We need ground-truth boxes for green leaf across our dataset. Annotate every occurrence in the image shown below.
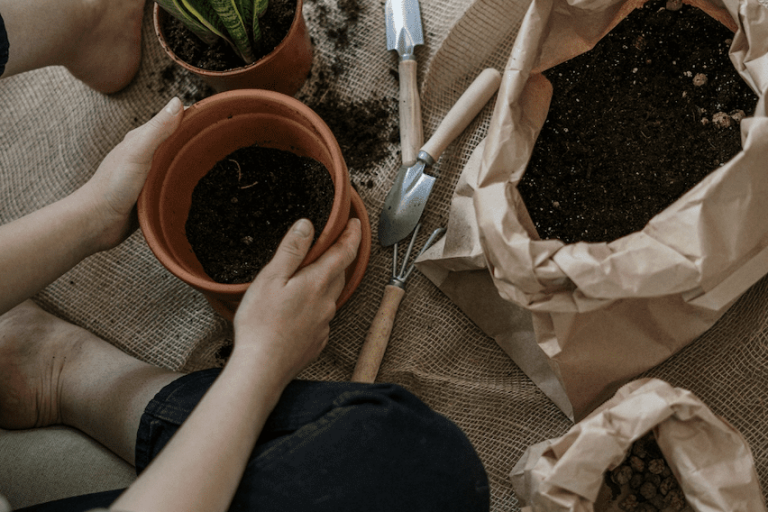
[252,0,268,44]
[208,0,255,63]
[235,0,254,41]
[179,0,233,44]
[154,0,219,44]
[253,0,268,17]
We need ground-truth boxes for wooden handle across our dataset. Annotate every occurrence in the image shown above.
[351,285,406,383]
[398,59,423,166]
[420,68,502,161]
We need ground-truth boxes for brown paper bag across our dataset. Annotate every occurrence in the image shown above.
[417,0,768,420]
[509,378,766,511]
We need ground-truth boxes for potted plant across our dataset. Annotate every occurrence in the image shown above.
[137,89,371,321]
[152,0,313,94]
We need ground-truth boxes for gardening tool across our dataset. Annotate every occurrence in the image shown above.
[386,0,425,164]
[378,67,502,247]
[351,224,446,383]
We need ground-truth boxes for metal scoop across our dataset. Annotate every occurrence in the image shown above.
[378,68,502,246]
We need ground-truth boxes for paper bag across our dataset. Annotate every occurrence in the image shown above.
[509,378,766,511]
[417,0,768,420]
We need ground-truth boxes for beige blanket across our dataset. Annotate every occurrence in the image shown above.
[1,0,767,510]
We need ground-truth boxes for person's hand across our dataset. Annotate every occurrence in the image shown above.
[77,96,184,251]
[233,218,361,388]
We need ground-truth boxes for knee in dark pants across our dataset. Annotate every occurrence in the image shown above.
[233,382,490,512]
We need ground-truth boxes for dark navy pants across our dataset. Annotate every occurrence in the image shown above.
[20,369,490,511]
[0,12,8,77]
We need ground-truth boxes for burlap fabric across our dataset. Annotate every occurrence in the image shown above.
[0,0,766,510]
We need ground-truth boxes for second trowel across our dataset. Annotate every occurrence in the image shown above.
[378,67,502,246]
[386,0,425,165]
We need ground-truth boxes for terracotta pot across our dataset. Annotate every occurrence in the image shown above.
[153,0,313,95]
[138,89,370,320]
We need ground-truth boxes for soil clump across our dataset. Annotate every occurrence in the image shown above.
[517,0,758,244]
[186,144,334,284]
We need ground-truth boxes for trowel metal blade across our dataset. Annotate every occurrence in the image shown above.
[385,0,424,57]
[378,161,436,247]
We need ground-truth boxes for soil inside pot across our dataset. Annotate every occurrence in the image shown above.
[517,0,758,245]
[186,144,334,284]
[161,0,296,71]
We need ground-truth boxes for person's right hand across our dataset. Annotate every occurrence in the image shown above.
[232,218,361,388]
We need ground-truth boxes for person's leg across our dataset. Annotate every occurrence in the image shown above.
[135,377,491,511]
[0,0,145,93]
[0,13,8,78]
[0,300,181,465]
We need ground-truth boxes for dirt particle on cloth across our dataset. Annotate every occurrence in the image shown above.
[305,89,397,177]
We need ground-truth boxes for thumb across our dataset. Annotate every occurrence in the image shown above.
[123,97,184,167]
[264,219,315,279]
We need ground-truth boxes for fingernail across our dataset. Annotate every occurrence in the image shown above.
[164,97,183,115]
[293,219,312,237]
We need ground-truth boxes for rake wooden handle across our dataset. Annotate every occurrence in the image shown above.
[399,59,423,165]
[420,67,502,161]
[351,284,406,383]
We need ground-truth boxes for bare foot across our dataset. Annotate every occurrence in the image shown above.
[0,300,85,429]
[64,0,146,93]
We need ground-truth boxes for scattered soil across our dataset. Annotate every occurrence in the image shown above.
[305,0,362,49]
[301,0,399,183]
[186,144,334,284]
[306,89,398,182]
[161,0,296,71]
[517,0,758,244]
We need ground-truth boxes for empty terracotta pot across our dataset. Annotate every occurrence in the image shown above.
[153,0,313,95]
[138,89,370,320]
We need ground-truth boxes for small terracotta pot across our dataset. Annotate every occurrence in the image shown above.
[153,0,313,95]
[138,89,370,320]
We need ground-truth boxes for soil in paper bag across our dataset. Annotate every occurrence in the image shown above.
[517,0,758,245]
[596,431,692,511]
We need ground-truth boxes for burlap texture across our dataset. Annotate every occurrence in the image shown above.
[0,0,766,510]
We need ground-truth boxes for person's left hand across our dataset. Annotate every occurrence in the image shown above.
[77,96,184,251]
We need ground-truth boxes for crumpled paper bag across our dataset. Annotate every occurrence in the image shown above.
[417,0,768,420]
[509,378,766,511]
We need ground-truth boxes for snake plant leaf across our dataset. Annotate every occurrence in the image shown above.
[154,0,219,44]
[179,0,234,44]
[252,0,269,44]
[208,0,256,63]
[235,0,254,40]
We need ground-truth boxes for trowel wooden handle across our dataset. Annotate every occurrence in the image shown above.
[399,59,423,165]
[420,67,501,161]
[351,284,406,383]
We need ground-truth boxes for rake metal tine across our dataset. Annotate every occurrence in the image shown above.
[402,227,446,282]
[398,223,422,278]
[392,240,399,280]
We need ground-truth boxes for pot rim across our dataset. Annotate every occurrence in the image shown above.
[138,89,351,299]
[152,0,305,77]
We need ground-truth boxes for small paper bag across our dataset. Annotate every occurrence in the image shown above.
[509,378,766,511]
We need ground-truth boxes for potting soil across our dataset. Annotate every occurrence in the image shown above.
[186,144,334,284]
[517,0,758,244]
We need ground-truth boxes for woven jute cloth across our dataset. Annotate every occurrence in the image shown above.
[1,0,767,510]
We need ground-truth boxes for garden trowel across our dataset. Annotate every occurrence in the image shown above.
[386,0,425,165]
[378,67,502,247]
